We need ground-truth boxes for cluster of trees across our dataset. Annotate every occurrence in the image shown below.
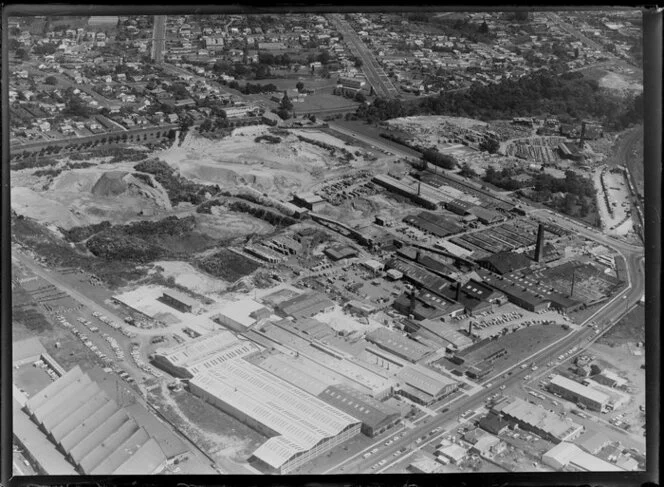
[254,135,282,144]
[134,159,219,205]
[484,166,596,218]
[228,200,297,227]
[358,72,643,131]
[86,233,166,262]
[197,249,261,282]
[227,81,278,95]
[422,148,457,169]
[479,138,500,154]
[63,221,113,243]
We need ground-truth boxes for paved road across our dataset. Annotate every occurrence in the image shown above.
[328,14,399,98]
[151,15,167,63]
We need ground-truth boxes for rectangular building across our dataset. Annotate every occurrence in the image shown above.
[277,292,335,319]
[365,327,433,363]
[189,359,361,474]
[318,384,401,437]
[396,364,458,405]
[548,375,609,412]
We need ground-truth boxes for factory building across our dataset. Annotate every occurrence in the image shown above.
[395,364,458,405]
[211,298,270,332]
[548,375,610,412]
[478,269,551,312]
[151,331,261,378]
[324,245,358,261]
[492,397,584,443]
[542,442,624,472]
[467,206,505,225]
[23,366,169,475]
[159,289,200,313]
[365,327,434,363]
[188,359,361,473]
[318,384,401,437]
[477,251,532,275]
[293,192,326,212]
[276,292,335,319]
[372,174,438,210]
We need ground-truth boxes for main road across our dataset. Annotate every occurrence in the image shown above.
[327,14,399,98]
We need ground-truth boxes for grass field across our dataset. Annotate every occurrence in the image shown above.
[196,248,262,282]
[599,303,645,345]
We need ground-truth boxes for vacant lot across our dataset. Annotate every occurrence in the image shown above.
[599,303,645,345]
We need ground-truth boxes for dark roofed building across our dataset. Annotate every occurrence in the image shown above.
[477,269,550,312]
[468,206,505,225]
[318,384,401,437]
[479,412,512,435]
[277,292,335,319]
[477,251,532,275]
[324,245,358,261]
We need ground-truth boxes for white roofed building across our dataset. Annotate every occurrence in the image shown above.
[188,359,361,473]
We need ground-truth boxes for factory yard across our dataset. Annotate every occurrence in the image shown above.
[593,167,636,238]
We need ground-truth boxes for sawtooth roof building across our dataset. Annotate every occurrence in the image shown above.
[492,397,584,443]
[151,330,261,378]
[396,364,458,405]
[365,327,434,363]
[318,384,401,437]
[188,358,361,474]
[22,366,168,475]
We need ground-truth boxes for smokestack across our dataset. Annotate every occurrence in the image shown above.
[455,282,461,301]
[416,250,421,263]
[418,182,421,196]
[570,268,576,298]
[468,321,473,336]
[534,224,545,262]
[409,291,417,316]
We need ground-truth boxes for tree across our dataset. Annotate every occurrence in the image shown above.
[479,138,500,154]
[16,48,30,61]
[354,92,366,103]
[479,21,489,34]
[280,91,293,111]
[44,75,58,85]
[296,81,304,92]
[317,51,331,65]
[354,57,363,69]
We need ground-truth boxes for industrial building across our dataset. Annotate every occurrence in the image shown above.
[293,192,326,211]
[402,211,463,238]
[211,298,270,331]
[492,397,584,443]
[395,364,458,405]
[318,384,401,437]
[365,327,434,363]
[386,258,455,296]
[151,331,261,378]
[324,244,358,261]
[548,375,610,412]
[188,358,361,473]
[372,174,438,210]
[273,317,335,341]
[477,251,532,275]
[478,269,551,312]
[159,289,200,313]
[22,366,169,475]
[542,442,624,472]
[276,292,335,319]
[467,206,505,225]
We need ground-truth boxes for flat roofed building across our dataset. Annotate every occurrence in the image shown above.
[318,384,401,437]
[13,337,46,365]
[276,292,335,319]
[257,353,335,396]
[212,298,268,331]
[396,364,458,405]
[189,359,361,473]
[152,330,253,378]
[548,375,609,412]
[543,442,624,472]
[159,289,200,313]
[365,327,433,363]
[293,192,326,211]
[493,397,584,443]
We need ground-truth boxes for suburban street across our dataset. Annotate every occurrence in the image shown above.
[328,14,399,99]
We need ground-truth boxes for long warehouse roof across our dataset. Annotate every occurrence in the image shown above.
[153,330,240,367]
[189,358,360,470]
[550,375,610,404]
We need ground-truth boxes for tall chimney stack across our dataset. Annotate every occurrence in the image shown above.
[534,224,545,262]
[468,321,473,336]
[455,281,461,301]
